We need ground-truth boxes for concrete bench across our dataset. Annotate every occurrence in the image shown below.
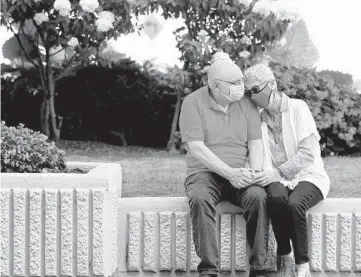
[118,197,361,276]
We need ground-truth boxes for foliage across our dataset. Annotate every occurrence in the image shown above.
[319,70,354,88]
[270,61,361,156]
[1,121,66,172]
[127,0,297,91]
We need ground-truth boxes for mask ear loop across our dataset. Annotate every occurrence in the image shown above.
[268,86,283,112]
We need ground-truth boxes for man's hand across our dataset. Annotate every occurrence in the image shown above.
[253,169,281,187]
[226,168,254,189]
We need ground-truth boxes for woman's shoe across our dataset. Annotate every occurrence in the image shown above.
[296,262,311,277]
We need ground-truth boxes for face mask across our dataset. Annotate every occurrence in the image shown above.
[229,84,244,100]
[222,84,244,102]
[251,84,273,108]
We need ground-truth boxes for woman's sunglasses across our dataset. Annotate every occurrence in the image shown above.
[246,80,270,96]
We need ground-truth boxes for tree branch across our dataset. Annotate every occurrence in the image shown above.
[49,45,68,57]
[55,51,79,81]
[8,23,39,68]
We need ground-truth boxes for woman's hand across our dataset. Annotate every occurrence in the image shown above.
[253,169,281,187]
[227,168,254,189]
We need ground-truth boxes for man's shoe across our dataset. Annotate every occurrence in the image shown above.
[248,269,268,277]
[279,254,295,277]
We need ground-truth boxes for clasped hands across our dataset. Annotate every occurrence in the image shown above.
[227,167,281,189]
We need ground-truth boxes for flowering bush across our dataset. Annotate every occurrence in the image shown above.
[270,61,361,156]
[53,0,72,16]
[1,122,66,173]
[95,11,115,32]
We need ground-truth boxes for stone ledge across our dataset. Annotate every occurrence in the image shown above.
[0,162,122,277]
[118,197,361,274]
[1,162,122,192]
[114,270,361,277]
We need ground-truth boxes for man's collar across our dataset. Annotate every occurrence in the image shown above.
[204,86,217,108]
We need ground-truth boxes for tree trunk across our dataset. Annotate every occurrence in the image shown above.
[40,98,51,137]
[167,90,182,152]
[40,62,62,140]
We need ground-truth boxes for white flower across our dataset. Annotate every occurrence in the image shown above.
[238,50,251,58]
[279,37,287,46]
[211,52,231,63]
[238,0,252,8]
[95,11,115,32]
[53,0,72,16]
[34,12,49,25]
[79,0,99,13]
[252,0,271,17]
[67,37,79,47]
[198,29,209,37]
[240,36,252,45]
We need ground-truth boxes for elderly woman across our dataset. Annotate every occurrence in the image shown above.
[244,64,330,277]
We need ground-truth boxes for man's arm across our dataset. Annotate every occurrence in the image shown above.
[187,141,252,186]
[246,98,264,171]
[248,139,264,171]
[187,141,234,179]
[179,96,252,186]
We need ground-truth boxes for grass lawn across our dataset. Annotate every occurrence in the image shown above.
[57,140,361,198]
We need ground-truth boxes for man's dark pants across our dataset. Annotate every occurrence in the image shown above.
[185,171,269,275]
[265,181,323,265]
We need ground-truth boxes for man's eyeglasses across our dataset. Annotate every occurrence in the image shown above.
[214,78,245,86]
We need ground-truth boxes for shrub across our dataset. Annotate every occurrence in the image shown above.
[270,61,361,156]
[1,122,66,173]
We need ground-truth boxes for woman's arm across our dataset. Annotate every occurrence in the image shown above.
[278,134,318,179]
[278,100,321,179]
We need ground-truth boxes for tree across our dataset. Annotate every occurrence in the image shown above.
[1,0,134,140]
[129,0,298,150]
[263,19,320,68]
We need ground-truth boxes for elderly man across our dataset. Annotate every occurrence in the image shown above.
[244,64,330,277]
[179,53,269,277]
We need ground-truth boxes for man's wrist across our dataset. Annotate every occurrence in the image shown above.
[223,166,234,180]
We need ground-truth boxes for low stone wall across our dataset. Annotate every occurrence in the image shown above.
[0,162,122,277]
[118,197,361,275]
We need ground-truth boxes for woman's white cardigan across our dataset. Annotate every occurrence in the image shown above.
[262,97,330,198]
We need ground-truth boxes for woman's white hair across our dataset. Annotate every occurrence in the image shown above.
[244,63,275,89]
